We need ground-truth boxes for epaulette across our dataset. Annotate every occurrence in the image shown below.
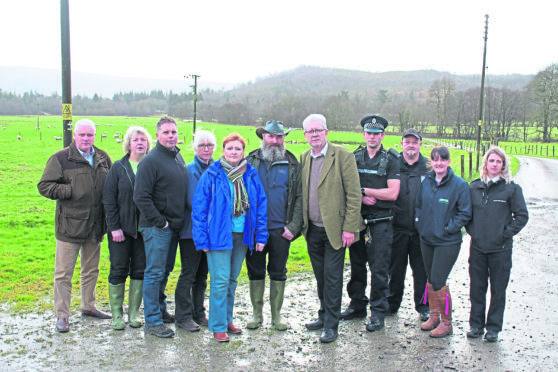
[388,148,400,158]
[353,145,365,154]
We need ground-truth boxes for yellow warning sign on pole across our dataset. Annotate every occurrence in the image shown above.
[62,104,72,120]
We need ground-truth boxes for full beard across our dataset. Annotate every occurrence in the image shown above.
[261,144,286,163]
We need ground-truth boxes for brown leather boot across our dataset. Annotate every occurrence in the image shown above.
[421,283,440,331]
[430,286,452,338]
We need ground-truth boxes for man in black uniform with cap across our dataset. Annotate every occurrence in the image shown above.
[388,128,430,321]
[340,114,400,332]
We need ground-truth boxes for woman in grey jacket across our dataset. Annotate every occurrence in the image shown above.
[416,146,472,338]
[103,126,152,330]
[466,146,528,342]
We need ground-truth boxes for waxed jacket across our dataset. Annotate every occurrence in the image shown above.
[415,168,472,246]
[133,142,189,231]
[393,153,429,231]
[38,141,112,243]
[246,148,303,238]
[466,178,528,252]
[103,153,140,239]
[192,160,268,251]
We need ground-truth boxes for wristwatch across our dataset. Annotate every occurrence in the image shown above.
[361,187,366,196]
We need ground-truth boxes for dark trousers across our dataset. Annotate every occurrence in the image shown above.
[246,228,290,281]
[421,242,461,291]
[469,247,512,332]
[347,222,392,317]
[108,232,146,285]
[175,238,208,323]
[388,228,429,313]
[306,224,346,330]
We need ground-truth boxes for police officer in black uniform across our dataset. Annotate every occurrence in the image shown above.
[340,115,401,332]
[388,128,430,321]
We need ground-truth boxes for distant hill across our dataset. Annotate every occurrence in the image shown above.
[0,66,235,97]
[228,66,532,98]
[0,65,533,99]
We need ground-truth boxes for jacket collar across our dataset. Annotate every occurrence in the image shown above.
[428,167,454,186]
[155,141,180,157]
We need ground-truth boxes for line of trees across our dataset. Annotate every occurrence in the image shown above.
[1,64,557,141]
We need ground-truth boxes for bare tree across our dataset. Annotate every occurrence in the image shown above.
[429,77,456,136]
[529,63,558,142]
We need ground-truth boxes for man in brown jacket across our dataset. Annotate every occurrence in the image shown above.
[38,119,112,332]
[300,114,362,343]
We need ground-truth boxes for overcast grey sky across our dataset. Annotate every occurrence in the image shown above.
[1,0,556,84]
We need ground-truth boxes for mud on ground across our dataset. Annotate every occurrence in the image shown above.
[1,156,558,371]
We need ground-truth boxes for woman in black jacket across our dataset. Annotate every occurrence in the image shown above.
[103,126,152,330]
[466,146,528,342]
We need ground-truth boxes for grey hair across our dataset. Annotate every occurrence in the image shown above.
[74,119,96,134]
[122,126,153,154]
[192,129,217,151]
[302,114,327,131]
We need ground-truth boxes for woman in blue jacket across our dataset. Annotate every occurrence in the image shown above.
[192,133,268,342]
[416,146,472,338]
[466,147,528,342]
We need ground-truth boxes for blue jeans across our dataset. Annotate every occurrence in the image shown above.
[141,226,178,326]
[206,233,248,333]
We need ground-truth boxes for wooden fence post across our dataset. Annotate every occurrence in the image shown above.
[469,152,473,179]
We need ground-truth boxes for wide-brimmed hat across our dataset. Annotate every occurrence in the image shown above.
[256,120,292,139]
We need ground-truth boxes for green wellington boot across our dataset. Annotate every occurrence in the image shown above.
[128,279,144,328]
[246,280,265,329]
[108,283,126,330]
[270,280,288,331]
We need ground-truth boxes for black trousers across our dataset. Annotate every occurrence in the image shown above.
[347,221,392,317]
[306,224,346,330]
[245,227,290,281]
[421,242,461,291]
[469,247,512,332]
[388,228,429,313]
[108,231,146,285]
[175,238,208,323]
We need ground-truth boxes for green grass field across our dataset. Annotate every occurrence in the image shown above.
[0,115,526,313]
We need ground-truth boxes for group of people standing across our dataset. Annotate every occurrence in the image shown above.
[37,113,528,345]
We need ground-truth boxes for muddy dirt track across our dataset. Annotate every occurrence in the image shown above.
[1,156,558,371]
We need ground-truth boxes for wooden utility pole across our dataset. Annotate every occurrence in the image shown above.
[185,74,200,134]
[60,0,72,147]
[477,14,489,171]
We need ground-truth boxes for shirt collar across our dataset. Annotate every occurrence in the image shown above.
[77,146,95,166]
[310,142,328,159]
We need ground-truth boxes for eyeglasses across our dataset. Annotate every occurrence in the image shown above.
[304,129,326,135]
[198,144,215,149]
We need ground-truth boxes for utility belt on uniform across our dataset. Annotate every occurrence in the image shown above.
[363,215,393,225]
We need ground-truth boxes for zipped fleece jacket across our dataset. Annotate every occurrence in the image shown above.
[102,153,140,238]
[133,141,188,231]
[415,168,472,246]
[246,148,303,238]
[393,153,429,232]
[192,160,268,251]
[37,141,112,243]
[466,178,528,252]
